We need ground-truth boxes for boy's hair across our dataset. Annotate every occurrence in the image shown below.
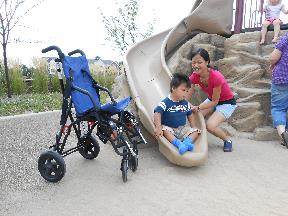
[170,73,191,93]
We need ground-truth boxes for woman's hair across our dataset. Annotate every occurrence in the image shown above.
[190,48,210,66]
[170,73,191,93]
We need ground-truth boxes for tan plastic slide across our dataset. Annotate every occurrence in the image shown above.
[124,0,234,166]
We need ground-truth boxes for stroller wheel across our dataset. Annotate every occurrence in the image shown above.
[129,155,138,172]
[121,159,128,183]
[38,150,66,183]
[78,135,100,160]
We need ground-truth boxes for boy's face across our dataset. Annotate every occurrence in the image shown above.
[172,83,189,101]
[191,54,208,75]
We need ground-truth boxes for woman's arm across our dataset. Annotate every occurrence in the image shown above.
[270,49,282,71]
[198,85,221,111]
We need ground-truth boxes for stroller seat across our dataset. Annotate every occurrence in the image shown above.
[101,97,131,114]
[61,55,132,117]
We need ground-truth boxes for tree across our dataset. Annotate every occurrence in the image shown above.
[100,0,155,55]
[0,0,42,98]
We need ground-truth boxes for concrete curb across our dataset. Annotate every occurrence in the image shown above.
[0,110,61,121]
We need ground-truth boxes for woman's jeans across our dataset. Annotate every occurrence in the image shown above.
[271,83,288,128]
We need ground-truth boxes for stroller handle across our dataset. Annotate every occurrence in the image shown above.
[42,46,64,59]
[68,49,85,56]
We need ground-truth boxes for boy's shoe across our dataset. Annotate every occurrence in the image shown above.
[182,137,194,151]
[178,143,189,155]
[281,131,288,148]
[171,138,188,155]
[223,140,233,152]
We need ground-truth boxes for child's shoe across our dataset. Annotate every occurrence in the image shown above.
[182,137,194,151]
[223,140,233,152]
[172,138,188,155]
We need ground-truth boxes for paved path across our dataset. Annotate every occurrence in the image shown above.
[1,112,288,216]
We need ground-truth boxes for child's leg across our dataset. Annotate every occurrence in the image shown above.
[183,131,199,151]
[272,19,281,43]
[181,127,201,151]
[260,20,271,44]
[163,129,176,143]
[188,131,199,143]
[163,129,188,155]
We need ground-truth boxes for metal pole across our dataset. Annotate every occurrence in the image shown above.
[234,0,245,34]
[259,0,264,27]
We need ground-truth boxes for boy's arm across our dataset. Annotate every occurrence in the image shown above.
[187,113,201,134]
[153,112,162,128]
[187,114,196,128]
[153,112,163,138]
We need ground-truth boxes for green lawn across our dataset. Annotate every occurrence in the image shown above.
[0,92,109,117]
[0,93,62,117]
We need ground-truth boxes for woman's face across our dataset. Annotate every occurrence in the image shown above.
[191,54,209,75]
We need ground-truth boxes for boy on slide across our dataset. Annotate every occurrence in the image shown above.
[153,73,201,155]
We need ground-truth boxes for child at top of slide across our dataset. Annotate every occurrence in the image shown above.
[260,0,288,44]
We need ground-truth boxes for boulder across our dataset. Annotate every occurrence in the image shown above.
[254,126,280,141]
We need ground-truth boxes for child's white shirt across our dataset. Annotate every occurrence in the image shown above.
[264,3,285,19]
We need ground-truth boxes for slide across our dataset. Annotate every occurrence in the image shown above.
[124,0,234,167]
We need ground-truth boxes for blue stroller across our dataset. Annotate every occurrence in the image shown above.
[38,46,147,183]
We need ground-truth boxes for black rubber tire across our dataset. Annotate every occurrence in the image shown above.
[121,159,128,183]
[129,155,138,172]
[38,150,66,183]
[78,135,100,160]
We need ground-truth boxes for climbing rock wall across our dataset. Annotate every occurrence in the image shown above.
[218,30,288,141]
[166,31,287,141]
[115,31,286,141]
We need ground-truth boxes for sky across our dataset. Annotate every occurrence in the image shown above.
[6,0,288,66]
[7,0,195,65]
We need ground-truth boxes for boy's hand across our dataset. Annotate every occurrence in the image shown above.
[191,105,200,112]
[154,126,163,138]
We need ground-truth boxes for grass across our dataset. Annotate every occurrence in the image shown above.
[0,92,111,117]
[0,93,62,117]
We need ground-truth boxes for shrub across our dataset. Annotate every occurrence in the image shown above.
[32,69,49,93]
[50,74,61,92]
[10,67,26,95]
[92,73,115,92]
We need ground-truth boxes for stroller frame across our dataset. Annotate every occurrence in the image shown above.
[38,46,147,183]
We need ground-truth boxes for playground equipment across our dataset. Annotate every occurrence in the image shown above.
[124,0,234,166]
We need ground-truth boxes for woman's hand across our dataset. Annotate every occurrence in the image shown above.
[154,126,163,138]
